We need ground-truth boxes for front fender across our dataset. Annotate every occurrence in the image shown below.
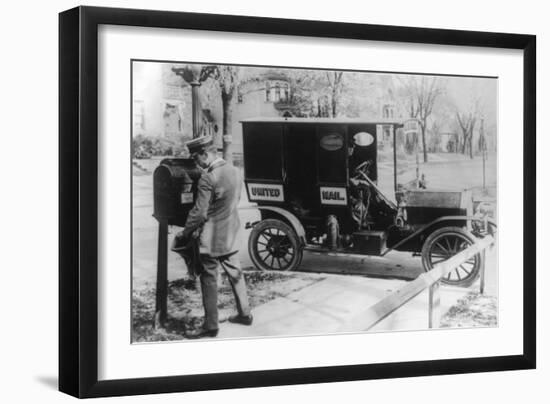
[384,215,497,255]
[241,205,306,245]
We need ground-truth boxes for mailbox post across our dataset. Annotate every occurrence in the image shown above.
[152,159,202,328]
[154,219,168,327]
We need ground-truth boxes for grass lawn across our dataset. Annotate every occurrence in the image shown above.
[441,291,498,328]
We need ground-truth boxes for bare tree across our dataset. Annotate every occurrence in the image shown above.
[428,120,442,153]
[285,69,321,117]
[399,76,444,162]
[199,65,244,163]
[282,69,375,118]
[455,99,479,159]
[455,112,475,158]
[325,71,345,117]
[283,70,345,117]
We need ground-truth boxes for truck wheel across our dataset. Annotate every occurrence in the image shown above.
[421,226,483,287]
[248,219,303,271]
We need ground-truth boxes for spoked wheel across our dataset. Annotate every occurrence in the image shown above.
[248,219,303,271]
[421,226,483,287]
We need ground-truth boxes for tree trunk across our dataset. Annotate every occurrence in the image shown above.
[221,92,233,163]
[421,122,428,163]
[190,83,202,139]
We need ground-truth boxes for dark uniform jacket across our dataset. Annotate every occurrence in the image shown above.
[183,159,242,257]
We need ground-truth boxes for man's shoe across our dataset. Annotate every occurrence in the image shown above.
[228,314,253,326]
[185,327,219,339]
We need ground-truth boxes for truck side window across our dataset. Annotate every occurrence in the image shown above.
[242,123,283,181]
[317,125,347,185]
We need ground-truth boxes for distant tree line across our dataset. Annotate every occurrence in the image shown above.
[142,64,496,163]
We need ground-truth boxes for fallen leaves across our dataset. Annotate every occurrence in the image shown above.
[132,269,324,342]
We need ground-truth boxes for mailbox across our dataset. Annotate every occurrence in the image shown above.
[153,158,202,227]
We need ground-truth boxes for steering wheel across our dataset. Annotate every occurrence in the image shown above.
[354,161,371,176]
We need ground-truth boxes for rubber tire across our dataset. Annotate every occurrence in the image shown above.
[421,226,483,288]
[248,219,303,271]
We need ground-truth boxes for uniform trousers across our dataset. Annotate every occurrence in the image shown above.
[199,252,251,331]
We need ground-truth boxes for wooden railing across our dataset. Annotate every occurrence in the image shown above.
[338,236,495,332]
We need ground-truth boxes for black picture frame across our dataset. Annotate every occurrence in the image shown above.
[59,5,536,398]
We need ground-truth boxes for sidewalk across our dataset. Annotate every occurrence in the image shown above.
[218,272,480,339]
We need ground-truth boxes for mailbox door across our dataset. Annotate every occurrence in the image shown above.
[153,159,202,227]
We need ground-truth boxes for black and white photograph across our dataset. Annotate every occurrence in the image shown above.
[131,61,498,342]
